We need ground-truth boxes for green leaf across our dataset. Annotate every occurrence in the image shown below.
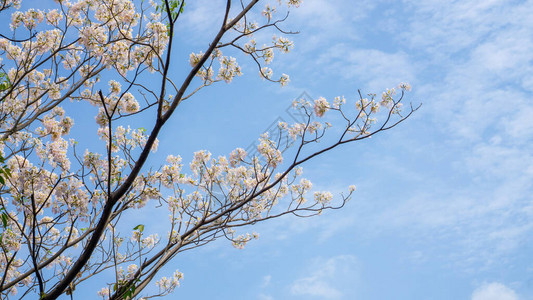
[133,224,144,233]
[1,212,8,228]
[122,283,137,299]
[0,175,5,185]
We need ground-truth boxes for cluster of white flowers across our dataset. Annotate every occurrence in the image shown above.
[231,232,259,249]
[97,287,110,299]
[61,51,81,70]
[333,96,346,109]
[141,234,159,249]
[260,66,273,79]
[262,5,276,21]
[1,229,21,252]
[287,122,305,140]
[398,82,411,91]
[257,134,283,167]
[314,191,333,204]
[78,25,107,50]
[217,56,242,83]
[291,178,313,204]
[3,0,21,9]
[189,51,204,67]
[121,92,141,114]
[94,0,138,26]
[96,126,158,158]
[314,97,330,117]
[0,256,24,295]
[380,88,396,108]
[273,36,293,53]
[38,107,74,141]
[126,264,138,280]
[161,155,184,187]
[10,9,44,30]
[155,270,184,294]
[262,48,274,64]
[280,73,290,86]
[190,150,212,175]
[229,148,247,167]
[284,0,302,7]
[45,9,63,26]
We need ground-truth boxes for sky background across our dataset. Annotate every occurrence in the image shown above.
[62,0,533,299]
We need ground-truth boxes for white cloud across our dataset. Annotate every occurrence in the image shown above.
[291,279,342,299]
[263,1,533,275]
[261,275,272,288]
[503,106,533,142]
[403,0,533,141]
[471,282,518,300]
[257,294,274,300]
[290,255,358,299]
[407,250,427,264]
[178,0,226,43]
[370,172,533,268]
[329,47,415,91]
[401,0,522,56]
[289,0,373,46]
[266,0,533,293]
[350,0,533,268]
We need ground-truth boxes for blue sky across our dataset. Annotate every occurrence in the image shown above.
[13,0,529,298]
[129,0,532,299]
[111,0,533,299]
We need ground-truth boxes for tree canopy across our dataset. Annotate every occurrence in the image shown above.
[0,0,417,298]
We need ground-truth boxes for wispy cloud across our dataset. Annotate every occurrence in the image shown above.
[287,0,533,269]
[289,255,358,299]
[177,0,226,44]
[257,294,274,300]
[289,0,373,48]
[261,275,272,288]
[471,282,519,300]
[315,46,416,91]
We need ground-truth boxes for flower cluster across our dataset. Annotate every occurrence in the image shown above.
[189,51,204,67]
[314,97,330,117]
[257,133,283,167]
[273,36,294,53]
[217,56,242,83]
[155,270,184,294]
[0,0,416,297]
[231,232,260,249]
[314,191,333,204]
[10,9,44,30]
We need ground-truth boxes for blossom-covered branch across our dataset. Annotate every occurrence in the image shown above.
[0,0,418,299]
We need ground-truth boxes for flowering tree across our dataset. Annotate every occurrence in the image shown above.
[0,0,418,298]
